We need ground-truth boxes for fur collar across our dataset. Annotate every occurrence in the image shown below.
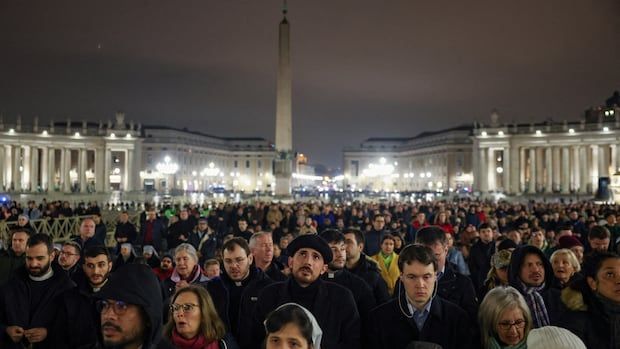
[561,286,588,311]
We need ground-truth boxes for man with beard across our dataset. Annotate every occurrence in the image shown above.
[251,234,360,349]
[343,228,390,305]
[319,229,376,322]
[0,233,74,349]
[153,254,174,281]
[54,246,114,348]
[88,264,173,349]
[508,245,561,328]
[249,232,287,281]
[208,237,272,344]
[0,228,30,286]
[58,241,82,280]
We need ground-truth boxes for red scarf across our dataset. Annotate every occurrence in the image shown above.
[171,329,219,349]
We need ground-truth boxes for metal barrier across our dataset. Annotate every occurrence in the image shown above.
[0,210,145,245]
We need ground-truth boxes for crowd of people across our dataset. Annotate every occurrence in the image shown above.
[0,197,619,348]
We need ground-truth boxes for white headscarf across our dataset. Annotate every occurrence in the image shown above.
[266,303,323,349]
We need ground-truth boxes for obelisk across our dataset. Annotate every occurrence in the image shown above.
[274,1,293,197]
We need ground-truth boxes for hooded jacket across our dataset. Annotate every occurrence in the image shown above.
[508,245,563,325]
[91,263,171,349]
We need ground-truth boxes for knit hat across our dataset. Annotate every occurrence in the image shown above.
[287,234,333,264]
[558,235,583,249]
[491,249,512,269]
[526,326,585,349]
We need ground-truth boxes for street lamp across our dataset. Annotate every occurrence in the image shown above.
[156,156,179,195]
[201,162,221,191]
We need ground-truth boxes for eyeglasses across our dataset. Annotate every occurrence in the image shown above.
[498,319,526,331]
[170,303,199,314]
[96,300,129,315]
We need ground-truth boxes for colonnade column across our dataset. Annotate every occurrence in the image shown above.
[572,146,580,192]
[41,147,48,191]
[579,146,588,193]
[599,145,610,178]
[62,148,72,193]
[22,146,31,191]
[536,148,544,192]
[519,147,526,193]
[95,148,104,192]
[528,148,536,193]
[125,149,134,192]
[561,147,570,194]
[104,148,111,192]
[79,148,87,193]
[48,148,56,191]
[591,145,599,193]
[31,147,39,191]
[552,147,561,192]
[545,147,553,193]
[509,146,519,194]
[5,145,13,190]
[487,148,495,192]
[12,146,21,191]
[479,148,488,192]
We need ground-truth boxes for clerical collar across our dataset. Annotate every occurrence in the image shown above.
[327,269,343,279]
[29,268,54,282]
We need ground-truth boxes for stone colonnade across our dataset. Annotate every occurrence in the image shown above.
[475,143,619,194]
[0,145,134,193]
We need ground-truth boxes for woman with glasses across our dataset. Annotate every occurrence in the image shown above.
[479,286,532,349]
[163,285,239,349]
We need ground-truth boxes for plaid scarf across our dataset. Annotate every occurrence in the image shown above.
[521,281,550,328]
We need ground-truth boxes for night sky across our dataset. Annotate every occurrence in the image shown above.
[1,0,619,168]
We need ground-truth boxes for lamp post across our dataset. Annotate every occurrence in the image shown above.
[156,156,179,196]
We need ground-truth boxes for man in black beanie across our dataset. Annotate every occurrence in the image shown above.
[249,234,361,349]
[89,263,172,349]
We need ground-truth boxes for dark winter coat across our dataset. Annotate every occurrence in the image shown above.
[251,278,361,349]
[0,263,75,349]
[0,249,25,286]
[322,268,376,321]
[468,238,495,289]
[53,282,99,348]
[508,245,563,325]
[363,228,386,256]
[138,218,166,251]
[559,282,620,349]
[367,291,474,349]
[347,254,391,305]
[212,267,273,345]
[264,260,287,282]
[436,263,479,323]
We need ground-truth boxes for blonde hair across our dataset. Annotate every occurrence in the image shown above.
[550,248,581,272]
[479,286,532,349]
[164,286,226,342]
